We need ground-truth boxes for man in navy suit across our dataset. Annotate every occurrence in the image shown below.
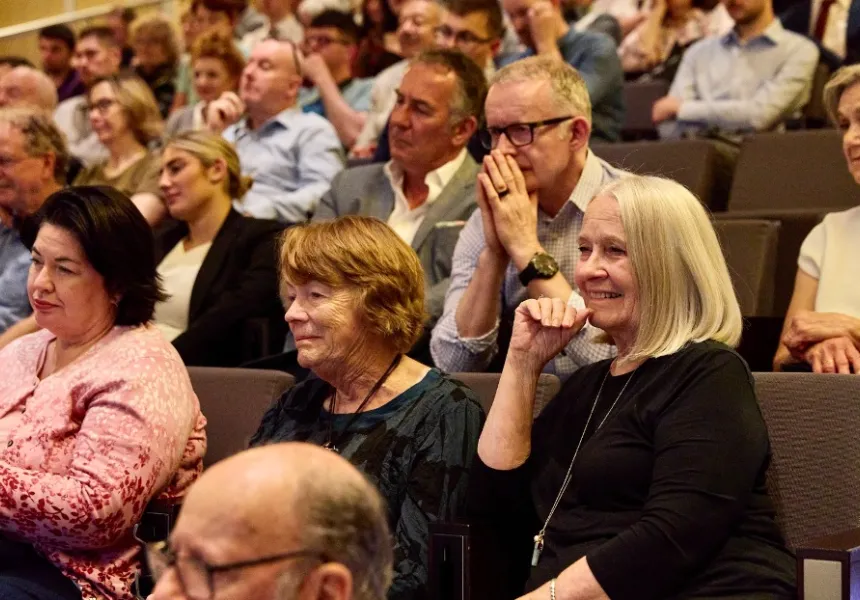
[780,0,860,67]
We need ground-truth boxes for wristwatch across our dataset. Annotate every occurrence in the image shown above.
[518,252,559,286]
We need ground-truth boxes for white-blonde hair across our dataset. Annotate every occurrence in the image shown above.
[823,64,860,126]
[597,175,742,360]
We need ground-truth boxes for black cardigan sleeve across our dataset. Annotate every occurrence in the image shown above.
[586,350,770,600]
[172,220,285,366]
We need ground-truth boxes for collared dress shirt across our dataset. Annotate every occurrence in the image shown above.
[430,151,622,381]
[383,149,468,244]
[658,19,819,138]
[810,0,851,58]
[223,107,344,223]
[0,225,31,334]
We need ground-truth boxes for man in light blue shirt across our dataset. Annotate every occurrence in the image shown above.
[207,38,344,223]
[497,0,625,142]
[0,108,66,335]
[297,10,374,150]
[653,0,820,138]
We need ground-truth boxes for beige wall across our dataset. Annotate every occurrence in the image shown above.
[0,1,177,65]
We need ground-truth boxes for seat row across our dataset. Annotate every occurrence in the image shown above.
[188,366,860,600]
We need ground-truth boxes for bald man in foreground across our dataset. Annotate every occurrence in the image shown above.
[149,443,393,600]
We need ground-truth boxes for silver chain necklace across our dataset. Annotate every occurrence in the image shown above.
[531,366,637,567]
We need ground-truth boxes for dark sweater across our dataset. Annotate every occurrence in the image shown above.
[467,340,795,600]
[251,369,485,600]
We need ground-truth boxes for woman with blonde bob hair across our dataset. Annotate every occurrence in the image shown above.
[774,64,860,374]
[74,72,165,224]
[153,130,285,366]
[469,175,795,600]
[251,216,484,599]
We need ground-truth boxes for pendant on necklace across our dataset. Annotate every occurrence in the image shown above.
[321,441,338,453]
[531,533,544,567]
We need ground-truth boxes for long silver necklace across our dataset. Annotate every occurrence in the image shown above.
[531,366,637,567]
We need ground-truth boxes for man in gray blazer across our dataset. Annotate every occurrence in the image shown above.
[314,49,488,323]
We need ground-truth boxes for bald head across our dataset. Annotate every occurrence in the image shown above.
[0,67,58,111]
[239,38,303,126]
[154,443,392,600]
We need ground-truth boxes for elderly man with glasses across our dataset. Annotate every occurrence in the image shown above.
[0,108,67,342]
[431,56,622,380]
[147,442,393,600]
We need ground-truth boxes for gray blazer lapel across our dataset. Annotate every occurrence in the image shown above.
[361,167,396,221]
[410,155,479,251]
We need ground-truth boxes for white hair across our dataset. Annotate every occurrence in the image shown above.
[598,175,742,361]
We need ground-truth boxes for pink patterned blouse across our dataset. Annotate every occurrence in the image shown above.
[0,325,207,599]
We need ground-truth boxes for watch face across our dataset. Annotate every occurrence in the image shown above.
[533,253,559,276]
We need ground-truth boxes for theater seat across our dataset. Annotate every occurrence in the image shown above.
[187,367,295,467]
[753,372,860,548]
[593,139,724,211]
[620,79,669,140]
[451,372,561,416]
[714,219,780,317]
[728,131,856,212]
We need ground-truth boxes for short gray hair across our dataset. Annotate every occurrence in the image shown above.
[0,107,69,183]
[294,468,393,600]
[823,64,860,127]
[490,55,592,124]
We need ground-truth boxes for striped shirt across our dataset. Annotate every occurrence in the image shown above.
[430,151,623,381]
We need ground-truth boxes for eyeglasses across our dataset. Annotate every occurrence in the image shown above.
[86,98,117,115]
[144,540,328,600]
[303,34,351,49]
[479,116,575,149]
[434,25,493,46]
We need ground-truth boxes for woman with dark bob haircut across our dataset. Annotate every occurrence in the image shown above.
[0,186,206,600]
[251,216,484,600]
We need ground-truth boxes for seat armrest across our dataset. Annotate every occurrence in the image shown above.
[796,527,860,600]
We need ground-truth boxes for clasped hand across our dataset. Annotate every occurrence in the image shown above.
[508,297,592,372]
[476,150,542,265]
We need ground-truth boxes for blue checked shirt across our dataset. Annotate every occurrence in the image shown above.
[430,151,623,381]
[0,225,32,333]
[224,107,345,223]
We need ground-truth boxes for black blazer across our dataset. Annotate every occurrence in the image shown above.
[154,209,286,367]
[780,0,860,68]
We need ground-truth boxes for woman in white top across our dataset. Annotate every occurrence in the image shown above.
[153,130,285,366]
[775,65,860,374]
[164,32,245,137]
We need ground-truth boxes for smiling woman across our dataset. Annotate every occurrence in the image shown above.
[0,186,206,600]
[251,215,485,600]
[469,174,795,600]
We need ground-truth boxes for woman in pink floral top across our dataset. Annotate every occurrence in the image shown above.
[0,186,206,600]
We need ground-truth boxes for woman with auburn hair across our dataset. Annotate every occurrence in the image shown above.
[774,64,860,374]
[251,216,484,600]
[153,130,284,366]
[469,175,795,600]
[73,73,165,225]
[165,32,245,136]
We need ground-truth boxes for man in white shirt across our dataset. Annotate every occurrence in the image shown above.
[350,0,445,157]
[53,26,121,166]
[781,0,860,66]
[314,49,485,322]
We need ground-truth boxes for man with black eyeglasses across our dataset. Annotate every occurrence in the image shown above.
[431,56,622,380]
[298,10,374,149]
[434,0,504,78]
[148,443,393,600]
